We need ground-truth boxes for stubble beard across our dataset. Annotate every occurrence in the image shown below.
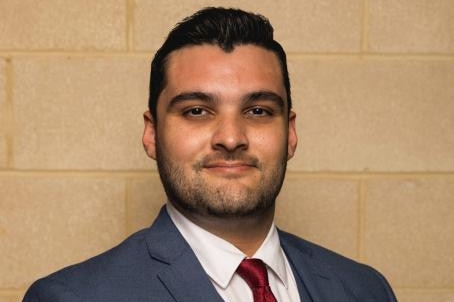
[155,145,288,219]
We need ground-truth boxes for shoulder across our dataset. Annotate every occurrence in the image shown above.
[22,228,167,301]
[279,229,373,273]
[278,230,397,301]
[23,275,82,302]
[279,229,379,275]
[22,207,185,301]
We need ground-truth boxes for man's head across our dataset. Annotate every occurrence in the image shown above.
[143,7,297,220]
[148,7,291,120]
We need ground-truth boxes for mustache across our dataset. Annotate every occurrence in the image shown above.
[194,152,260,170]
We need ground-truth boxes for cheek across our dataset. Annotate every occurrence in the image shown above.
[251,129,288,159]
[158,124,210,161]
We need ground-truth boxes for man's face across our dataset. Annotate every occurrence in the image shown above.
[143,44,297,218]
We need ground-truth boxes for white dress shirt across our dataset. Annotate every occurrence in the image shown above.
[166,203,301,302]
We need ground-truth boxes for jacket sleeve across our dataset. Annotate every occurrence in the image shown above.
[371,267,397,302]
[22,278,82,302]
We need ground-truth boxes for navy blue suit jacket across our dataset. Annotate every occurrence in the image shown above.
[23,207,396,301]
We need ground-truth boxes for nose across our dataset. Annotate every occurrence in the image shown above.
[211,115,248,153]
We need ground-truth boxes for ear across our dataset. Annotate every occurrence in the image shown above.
[287,110,298,160]
[142,110,157,160]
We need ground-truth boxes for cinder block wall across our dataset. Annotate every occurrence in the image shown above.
[1,1,453,301]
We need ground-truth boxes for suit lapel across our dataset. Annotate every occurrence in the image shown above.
[146,207,350,301]
[144,207,223,302]
[156,250,223,302]
[279,231,348,302]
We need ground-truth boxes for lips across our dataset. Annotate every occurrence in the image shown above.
[204,161,256,169]
[198,154,260,177]
[202,163,256,178]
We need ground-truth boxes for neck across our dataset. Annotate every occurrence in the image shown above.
[173,204,275,257]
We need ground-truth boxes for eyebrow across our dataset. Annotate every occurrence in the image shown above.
[167,90,286,110]
[168,92,218,109]
[243,91,286,111]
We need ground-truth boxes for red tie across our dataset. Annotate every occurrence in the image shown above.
[236,259,278,302]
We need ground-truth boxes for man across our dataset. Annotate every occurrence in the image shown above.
[23,7,396,302]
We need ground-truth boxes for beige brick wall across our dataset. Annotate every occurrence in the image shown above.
[1,1,453,301]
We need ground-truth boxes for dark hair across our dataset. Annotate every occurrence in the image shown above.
[148,7,291,119]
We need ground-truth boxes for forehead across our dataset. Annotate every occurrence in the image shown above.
[162,44,286,100]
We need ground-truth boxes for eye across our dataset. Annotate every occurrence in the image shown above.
[246,107,272,117]
[183,107,209,117]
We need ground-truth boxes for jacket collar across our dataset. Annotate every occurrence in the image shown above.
[279,229,348,302]
[144,207,348,302]
[145,207,224,302]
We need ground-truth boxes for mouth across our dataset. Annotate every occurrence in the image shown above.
[195,153,260,178]
[202,160,258,176]
[205,161,255,168]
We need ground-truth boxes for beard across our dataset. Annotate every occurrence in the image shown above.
[155,144,288,218]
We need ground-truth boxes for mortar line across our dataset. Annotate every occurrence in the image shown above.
[285,171,454,179]
[287,52,454,60]
[124,178,132,235]
[0,170,453,178]
[1,51,454,60]
[126,0,135,52]
[357,179,366,262]
[0,51,152,58]
[0,288,26,295]
[4,57,14,169]
[0,170,159,177]
[395,287,454,291]
[361,0,370,53]
[8,286,447,294]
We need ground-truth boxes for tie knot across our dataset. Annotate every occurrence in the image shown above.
[236,259,278,302]
[236,258,269,288]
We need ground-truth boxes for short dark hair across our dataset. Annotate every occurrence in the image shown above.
[148,7,291,119]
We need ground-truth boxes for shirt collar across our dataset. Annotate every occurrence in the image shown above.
[253,224,289,288]
[166,202,289,288]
